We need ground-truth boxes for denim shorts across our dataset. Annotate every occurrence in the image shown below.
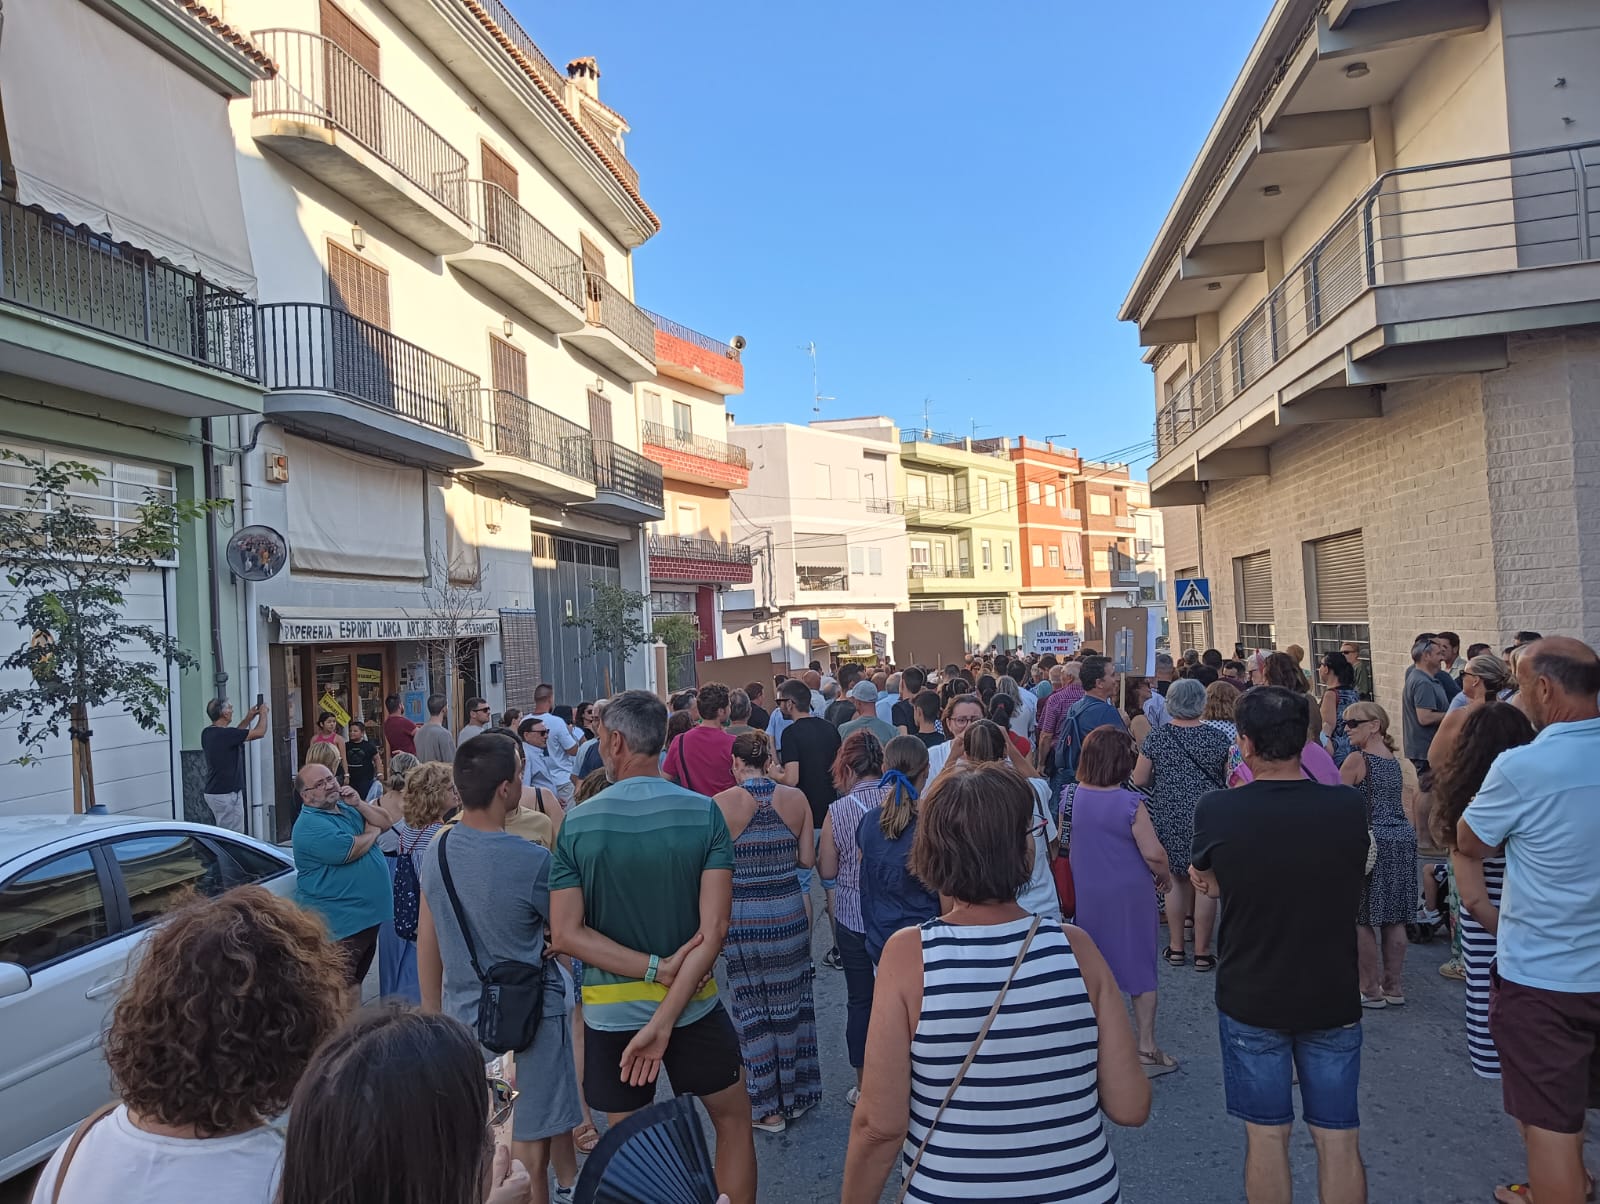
[1218,1010,1362,1130]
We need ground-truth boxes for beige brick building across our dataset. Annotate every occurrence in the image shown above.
[1124,0,1600,715]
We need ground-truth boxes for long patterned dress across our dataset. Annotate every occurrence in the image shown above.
[725,777,822,1120]
[1357,752,1418,926]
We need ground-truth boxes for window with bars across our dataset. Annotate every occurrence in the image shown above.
[1235,550,1276,653]
[1308,530,1372,698]
[1048,545,1060,567]
[0,444,179,564]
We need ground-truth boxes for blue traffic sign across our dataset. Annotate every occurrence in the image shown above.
[1174,577,1212,612]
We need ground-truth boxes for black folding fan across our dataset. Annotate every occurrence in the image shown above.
[573,1095,718,1204]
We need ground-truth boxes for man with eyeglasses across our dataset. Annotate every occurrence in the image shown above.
[518,716,569,798]
[1340,641,1375,703]
[456,696,492,746]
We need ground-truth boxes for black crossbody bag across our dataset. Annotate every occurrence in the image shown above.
[436,826,546,1054]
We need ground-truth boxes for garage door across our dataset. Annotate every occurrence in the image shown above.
[976,598,1008,650]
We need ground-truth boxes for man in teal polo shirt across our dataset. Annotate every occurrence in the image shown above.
[550,691,754,1204]
[292,762,393,1007]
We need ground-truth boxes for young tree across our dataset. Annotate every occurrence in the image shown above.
[651,612,700,692]
[0,452,219,812]
[407,545,488,734]
[563,580,650,695]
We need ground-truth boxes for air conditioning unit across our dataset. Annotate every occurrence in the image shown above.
[752,607,770,621]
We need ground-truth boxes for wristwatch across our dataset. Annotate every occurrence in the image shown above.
[645,954,660,984]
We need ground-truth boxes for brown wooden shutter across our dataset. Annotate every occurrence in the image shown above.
[320,0,379,76]
[489,335,527,397]
[327,242,390,329]
[481,143,519,199]
[579,234,606,279]
[587,390,613,442]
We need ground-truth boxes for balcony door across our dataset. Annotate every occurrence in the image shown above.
[327,241,392,407]
[580,234,606,324]
[320,1,382,152]
[490,334,529,459]
[481,142,519,250]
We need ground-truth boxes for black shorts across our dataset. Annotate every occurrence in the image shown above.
[583,1004,742,1115]
[336,925,380,987]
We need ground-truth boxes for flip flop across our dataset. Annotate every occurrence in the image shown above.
[1139,1048,1179,1078]
[571,1122,599,1155]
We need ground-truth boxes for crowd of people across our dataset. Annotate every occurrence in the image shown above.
[63,629,1600,1204]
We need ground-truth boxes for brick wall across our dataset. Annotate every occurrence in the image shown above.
[654,330,744,392]
[641,442,750,489]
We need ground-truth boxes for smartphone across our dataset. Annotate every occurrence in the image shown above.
[256,692,265,708]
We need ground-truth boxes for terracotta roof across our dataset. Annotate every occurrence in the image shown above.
[169,0,276,74]
[460,0,660,233]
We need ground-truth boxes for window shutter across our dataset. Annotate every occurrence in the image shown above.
[489,335,527,397]
[480,142,519,199]
[320,0,380,76]
[1312,532,1368,622]
[499,609,541,711]
[1238,551,1274,622]
[327,242,390,328]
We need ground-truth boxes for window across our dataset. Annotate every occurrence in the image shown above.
[0,850,109,970]
[957,538,970,574]
[868,547,883,576]
[1089,493,1112,516]
[1002,542,1013,572]
[1093,549,1110,572]
[999,482,1009,510]
[844,467,860,500]
[327,241,390,328]
[1064,539,1084,571]
[814,464,831,499]
[676,503,699,534]
[1235,550,1276,653]
[850,546,866,575]
[1027,480,1041,505]
[1031,544,1045,568]
[1048,546,1060,567]
[980,540,992,572]
[672,401,692,439]
[978,478,989,510]
[906,475,928,506]
[1136,538,1152,557]
[909,540,931,568]
[1044,483,1057,508]
[641,390,662,425]
[111,835,227,927]
[0,444,179,554]
[213,839,292,884]
[1309,530,1372,698]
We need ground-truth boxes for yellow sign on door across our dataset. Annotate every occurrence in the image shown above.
[317,693,351,727]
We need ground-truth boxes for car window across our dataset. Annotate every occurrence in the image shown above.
[109,835,226,927]
[211,838,291,884]
[0,850,111,971]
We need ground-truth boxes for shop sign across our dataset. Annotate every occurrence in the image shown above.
[278,615,501,643]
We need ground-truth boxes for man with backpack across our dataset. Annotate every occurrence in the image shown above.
[1048,657,1126,804]
[417,733,581,1203]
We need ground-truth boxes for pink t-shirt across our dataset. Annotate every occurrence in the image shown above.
[1228,740,1342,787]
[662,725,736,796]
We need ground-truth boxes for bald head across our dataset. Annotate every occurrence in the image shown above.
[1516,636,1600,729]
[296,762,339,804]
[802,670,822,690]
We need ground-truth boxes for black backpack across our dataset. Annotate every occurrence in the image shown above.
[392,826,427,941]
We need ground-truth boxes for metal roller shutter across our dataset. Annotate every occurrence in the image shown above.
[1312,532,1368,621]
[1238,552,1274,622]
[499,609,541,712]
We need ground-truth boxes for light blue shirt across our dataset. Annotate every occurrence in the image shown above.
[1463,717,1600,991]
[875,695,896,725]
[766,708,792,746]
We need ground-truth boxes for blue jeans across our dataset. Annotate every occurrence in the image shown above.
[836,925,874,1069]
[1218,1010,1362,1129]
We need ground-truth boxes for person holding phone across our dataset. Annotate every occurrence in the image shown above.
[201,696,268,833]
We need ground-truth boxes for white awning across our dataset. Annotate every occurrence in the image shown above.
[0,0,256,293]
[270,608,502,645]
[815,619,873,649]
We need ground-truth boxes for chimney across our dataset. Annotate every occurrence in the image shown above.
[566,56,600,102]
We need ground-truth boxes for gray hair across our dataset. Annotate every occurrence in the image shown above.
[599,690,667,756]
[727,687,752,723]
[1155,653,1174,672]
[1062,661,1082,682]
[206,698,230,722]
[1182,648,1201,666]
[1411,637,1436,662]
[995,676,1021,702]
[1166,677,1208,719]
[822,680,840,701]
[886,672,901,693]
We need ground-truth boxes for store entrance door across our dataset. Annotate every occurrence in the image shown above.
[304,644,396,761]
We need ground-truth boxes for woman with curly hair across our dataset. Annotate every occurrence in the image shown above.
[34,887,345,1203]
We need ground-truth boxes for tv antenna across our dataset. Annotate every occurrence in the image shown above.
[802,341,835,416]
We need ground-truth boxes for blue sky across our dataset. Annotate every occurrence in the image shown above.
[516,1,1272,472]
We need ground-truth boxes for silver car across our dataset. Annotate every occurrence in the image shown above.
[0,814,297,1179]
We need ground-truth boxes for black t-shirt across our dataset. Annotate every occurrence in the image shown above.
[780,716,843,828]
[891,698,915,732]
[824,699,856,728]
[748,703,770,732]
[346,738,379,796]
[913,730,948,749]
[200,724,248,794]
[1192,779,1369,1032]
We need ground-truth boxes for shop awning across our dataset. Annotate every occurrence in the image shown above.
[0,0,257,292]
[815,619,873,649]
[270,607,502,644]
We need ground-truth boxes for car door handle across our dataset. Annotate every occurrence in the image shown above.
[86,977,124,1000]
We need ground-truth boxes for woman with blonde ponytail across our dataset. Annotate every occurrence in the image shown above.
[856,735,938,966]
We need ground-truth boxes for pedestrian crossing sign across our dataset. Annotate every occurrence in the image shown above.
[1175,577,1212,612]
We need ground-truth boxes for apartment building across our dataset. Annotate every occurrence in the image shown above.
[726,419,908,667]
[0,0,272,818]
[1009,438,1089,647]
[898,432,1024,652]
[639,313,751,687]
[1071,462,1143,645]
[224,0,667,830]
[1130,483,1169,643]
[1124,0,1600,712]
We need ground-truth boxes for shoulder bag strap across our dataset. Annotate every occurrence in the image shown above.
[1165,725,1228,792]
[51,1102,117,1204]
[436,827,488,983]
[895,915,1042,1204]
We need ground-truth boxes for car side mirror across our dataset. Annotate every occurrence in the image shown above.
[0,961,33,1000]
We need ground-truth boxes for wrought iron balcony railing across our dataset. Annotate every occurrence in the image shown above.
[865,497,906,514]
[461,181,584,306]
[258,302,481,439]
[591,439,663,507]
[910,565,976,579]
[582,273,655,362]
[797,565,849,591]
[641,308,741,359]
[577,108,639,192]
[480,388,592,479]
[640,420,749,468]
[648,535,753,564]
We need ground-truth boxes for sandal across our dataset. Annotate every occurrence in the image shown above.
[1495,1171,1598,1202]
[1194,954,1217,972]
[571,1121,599,1155]
[1139,1048,1179,1078]
[1162,947,1187,967]
[753,1114,787,1134]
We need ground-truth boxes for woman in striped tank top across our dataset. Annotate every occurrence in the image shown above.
[842,763,1151,1203]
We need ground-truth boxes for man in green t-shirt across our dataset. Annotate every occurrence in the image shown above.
[550,691,755,1204]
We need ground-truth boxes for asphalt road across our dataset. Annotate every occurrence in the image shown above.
[6,912,1596,1203]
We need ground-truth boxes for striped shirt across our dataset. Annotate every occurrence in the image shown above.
[904,915,1119,1203]
[827,783,887,934]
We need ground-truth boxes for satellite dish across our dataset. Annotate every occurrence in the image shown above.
[226,524,289,582]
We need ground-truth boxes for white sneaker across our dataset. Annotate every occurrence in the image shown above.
[846,1086,861,1107]
[553,1186,575,1204]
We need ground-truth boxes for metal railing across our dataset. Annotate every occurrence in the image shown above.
[641,308,740,359]
[258,302,481,439]
[1154,141,1600,458]
[461,181,583,306]
[797,565,849,591]
[1116,570,1140,583]
[865,497,906,514]
[906,496,971,515]
[910,565,975,579]
[582,273,656,362]
[1115,514,1137,528]
[591,439,663,507]
[577,107,639,191]
[648,535,753,564]
[252,30,469,221]
[480,388,592,479]
[1063,506,1083,520]
[640,420,749,467]
[475,0,568,96]
[0,196,258,378]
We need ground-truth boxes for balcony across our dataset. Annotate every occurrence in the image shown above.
[642,309,745,395]
[1114,515,1137,529]
[797,564,849,592]
[251,30,472,256]
[910,566,975,580]
[473,388,595,503]
[908,563,977,595]
[447,182,585,334]
[577,106,639,193]
[258,302,480,467]
[640,420,750,489]
[1063,507,1083,522]
[564,274,656,382]
[0,196,261,417]
[575,439,663,523]
[377,0,656,248]
[904,496,972,530]
[865,497,906,514]
[1149,142,1600,502]
[647,535,754,585]
[1117,570,1140,584]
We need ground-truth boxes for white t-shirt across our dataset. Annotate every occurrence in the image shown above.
[1012,689,1037,740]
[536,711,579,773]
[926,740,954,779]
[32,1106,285,1204]
[1018,779,1060,919]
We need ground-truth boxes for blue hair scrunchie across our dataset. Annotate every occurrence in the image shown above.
[878,769,919,800]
